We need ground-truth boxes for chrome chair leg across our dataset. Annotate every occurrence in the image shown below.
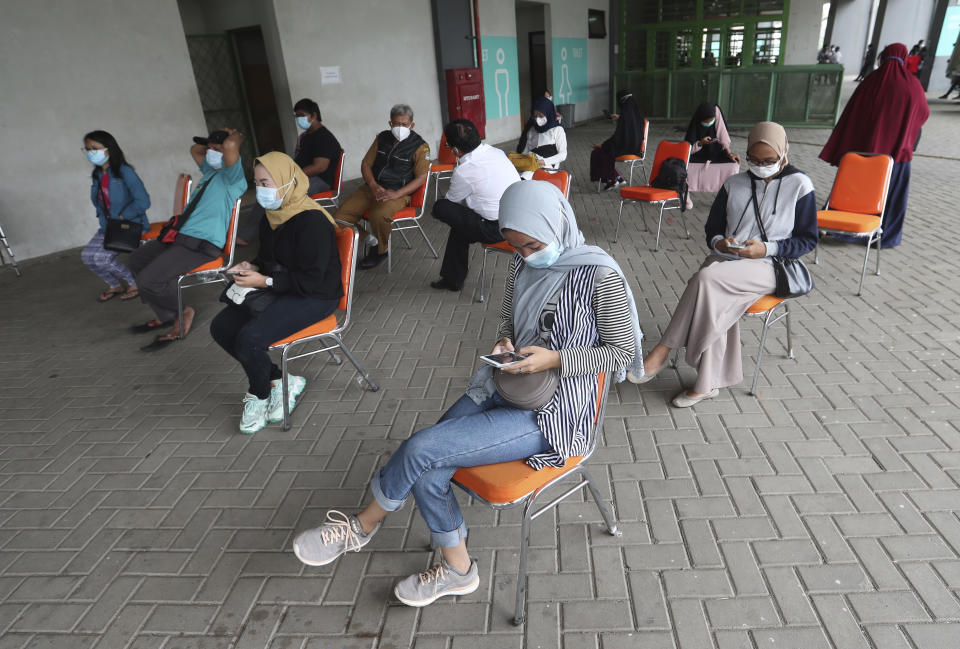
[281,351,292,431]
[336,337,379,392]
[614,201,625,243]
[654,203,665,251]
[856,234,872,296]
[581,467,621,536]
[418,223,439,258]
[875,229,882,276]
[784,302,794,359]
[750,307,777,396]
[478,248,489,303]
[680,208,690,238]
[514,499,535,626]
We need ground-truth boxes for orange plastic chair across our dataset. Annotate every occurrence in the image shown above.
[429,133,458,200]
[597,118,650,192]
[174,198,241,339]
[142,173,192,242]
[268,222,378,430]
[670,294,795,396]
[614,140,691,250]
[814,152,893,295]
[452,372,619,625]
[363,172,437,273]
[476,170,572,303]
[309,151,345,210]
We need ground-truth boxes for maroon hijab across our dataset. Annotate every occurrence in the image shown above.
[819,43,930,165]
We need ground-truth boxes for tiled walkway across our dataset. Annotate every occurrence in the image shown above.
[1,94,959,649]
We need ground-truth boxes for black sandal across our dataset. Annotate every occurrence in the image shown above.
[130,320,174,334]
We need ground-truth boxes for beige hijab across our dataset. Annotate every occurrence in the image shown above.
[747,121,789,168]
[254,151,335,229]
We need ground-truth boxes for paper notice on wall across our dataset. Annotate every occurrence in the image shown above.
[320,66,341,85]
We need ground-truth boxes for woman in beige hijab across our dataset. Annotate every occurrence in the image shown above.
[629,122,818,407]
[211,152,343,433]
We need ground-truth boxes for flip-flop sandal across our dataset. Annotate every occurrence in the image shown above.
[140,333,178,352]
[98,288,123,302]
[119,287,140,301]
[130,320,174,334]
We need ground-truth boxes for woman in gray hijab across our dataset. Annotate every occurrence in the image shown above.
[291,180,644,609]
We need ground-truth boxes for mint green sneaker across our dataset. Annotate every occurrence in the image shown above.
[266,375,307,423]
[394,559,480,607]
[239,393,269,434]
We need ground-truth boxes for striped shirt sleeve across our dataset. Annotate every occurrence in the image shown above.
[496,258,518,342]
[557,272,635,377]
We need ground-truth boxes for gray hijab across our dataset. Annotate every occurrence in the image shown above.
[498,180,644,380]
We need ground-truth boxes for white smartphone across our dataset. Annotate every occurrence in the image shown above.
[480,352,529,368]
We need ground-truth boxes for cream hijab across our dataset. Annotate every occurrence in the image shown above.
[254,151,335,229]
[747,121,789,169]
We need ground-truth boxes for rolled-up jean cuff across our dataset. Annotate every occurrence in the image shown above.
[370,470,407,512]
[432,522,468,548]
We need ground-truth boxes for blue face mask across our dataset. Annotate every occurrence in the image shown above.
[255,180,293,210]
[205,148,224,169]
[296,115,311,130]
[524,235,563,268]
[86,148,108,166]
[701,119,716,128]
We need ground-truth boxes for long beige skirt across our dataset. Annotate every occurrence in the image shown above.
[660,255,776,394]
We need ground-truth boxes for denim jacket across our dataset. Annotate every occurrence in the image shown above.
[90,164,151,233]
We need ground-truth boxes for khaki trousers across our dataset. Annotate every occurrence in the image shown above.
[660,255,776,394]
[333,185,409,254]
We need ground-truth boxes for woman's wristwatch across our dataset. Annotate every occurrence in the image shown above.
[265,276,274,288]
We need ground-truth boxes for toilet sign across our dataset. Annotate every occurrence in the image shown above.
[551,38,587,104]
[481,36,520,120]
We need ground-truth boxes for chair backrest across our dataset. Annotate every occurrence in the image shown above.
[222,199,242,266]
[640,119,650,157]
[437,133,458,165]
[410,171,431,211]
[649,140,692,182]
[532,169,572,198]
[173,174,192,216]
[329,151,345,198]
[334,220,359,327]
[826,152,893,215]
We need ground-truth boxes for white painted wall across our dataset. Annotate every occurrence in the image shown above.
[832,0,873,73]
[784,0,827,65]
[879,0,936,54]
[0,0,207,261]
[271,0,444,181]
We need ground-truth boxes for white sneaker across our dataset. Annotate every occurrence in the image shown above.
[293,510,380,566]
[266,375,307,423]
[364,233,378,247]
[239,393,269,434]
[394,559,480,607]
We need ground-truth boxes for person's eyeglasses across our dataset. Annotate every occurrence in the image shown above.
[746,155,779,166]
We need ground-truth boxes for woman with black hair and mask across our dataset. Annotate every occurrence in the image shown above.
[590,89,647,191]
[81,130,151,302]
[516,96,567,180]
[683,102,741,209]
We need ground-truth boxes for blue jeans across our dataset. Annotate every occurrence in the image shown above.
[370,392,551,548]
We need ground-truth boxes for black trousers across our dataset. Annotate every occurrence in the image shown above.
[210,295,339,399]
[432,199,504,288]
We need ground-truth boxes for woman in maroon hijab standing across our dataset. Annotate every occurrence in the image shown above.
[819,43,929,248]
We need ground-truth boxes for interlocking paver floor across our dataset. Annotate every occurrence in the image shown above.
[2,89,960,649]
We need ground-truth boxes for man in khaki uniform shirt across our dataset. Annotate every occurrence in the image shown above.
[334,104,431,269]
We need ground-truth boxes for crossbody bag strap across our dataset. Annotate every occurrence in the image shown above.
[179,172,216,222]
[97,174,110,219]
[749,178,769,243]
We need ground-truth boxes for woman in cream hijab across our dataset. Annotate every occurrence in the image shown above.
[630,122,818,407]
[211,152,343,434]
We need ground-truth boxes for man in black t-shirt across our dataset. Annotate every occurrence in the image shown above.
[292,98,343,193]
[237,98,342,245]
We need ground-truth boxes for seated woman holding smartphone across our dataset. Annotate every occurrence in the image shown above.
[210,152,342,434]
[683,102,741,209]
[630,122,817,408]
[292,179,644,608]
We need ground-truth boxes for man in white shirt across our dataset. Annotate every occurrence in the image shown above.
[430,119,520,291]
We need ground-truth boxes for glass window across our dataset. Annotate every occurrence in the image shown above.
[662,0,698,22]
[625,29,648,71]
[676,29,695,67]
[625,0,658,25]
[704,0,741,19]
[655,31,672,69]
[702,27,722,67]
[725,24,744,67]
[754,20,782,64]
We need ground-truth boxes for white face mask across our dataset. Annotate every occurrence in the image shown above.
[748,156,782,179]
[391,126,411,141]
[205,148,224,169]
[254,179,294,210]
[535,116,547,127]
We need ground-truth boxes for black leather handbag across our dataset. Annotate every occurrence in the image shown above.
[750,182,814,299]
[102,218,143,253]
